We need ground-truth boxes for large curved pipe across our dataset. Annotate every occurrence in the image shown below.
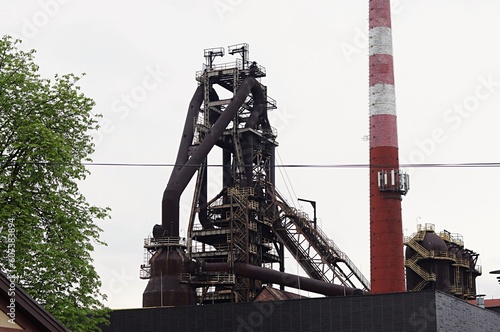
[200,262,363,297]
[199,88,221,228]
[160,85,204,237]
[162,77,266,237]
[172,85,204,174]
[198,164,209,228]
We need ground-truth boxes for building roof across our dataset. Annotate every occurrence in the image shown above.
[254,286,305,301]
[467,298,500,309]
[102,290,500,332]
[0,270,68,331]
[485,299,500,308]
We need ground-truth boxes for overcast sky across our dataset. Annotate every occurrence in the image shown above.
[2,0,500,309]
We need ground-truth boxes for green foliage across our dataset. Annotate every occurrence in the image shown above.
[0,35,110,331]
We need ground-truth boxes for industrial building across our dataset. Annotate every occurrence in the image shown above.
[405,223,481,297]
[103,0,500,330]
[140,42,368,308]
[101,290,500,332]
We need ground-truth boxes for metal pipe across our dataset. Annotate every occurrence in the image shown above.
[198,161,208,227]
[200,262,363,297]
[161,85,204,237]
[173,85,204,174]
[162,77,266,237]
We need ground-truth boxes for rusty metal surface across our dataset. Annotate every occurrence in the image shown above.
[143,45,369,306]
[143,247,196,307]
[200,262,363,297]
[161,76,264,237]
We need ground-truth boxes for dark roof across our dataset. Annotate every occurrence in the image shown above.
[102,290,500,332]
[0,270,68,331]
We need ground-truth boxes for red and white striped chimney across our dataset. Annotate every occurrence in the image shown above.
[369,0,406,293]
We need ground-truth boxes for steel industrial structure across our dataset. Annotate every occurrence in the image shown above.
[140,44,369,306]
[138,0,483,309]
[404,223,482,299]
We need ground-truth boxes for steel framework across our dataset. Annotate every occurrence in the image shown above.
[141,44,369,305]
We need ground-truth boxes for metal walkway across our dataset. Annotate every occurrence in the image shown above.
[270,191,370,292]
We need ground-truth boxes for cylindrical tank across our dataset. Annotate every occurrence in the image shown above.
[405,231,451,292]
[420,231,451,291]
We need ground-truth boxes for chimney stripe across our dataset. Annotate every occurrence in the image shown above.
[368,0,406,294]
[370,84,396,116]
[369,26,393,56]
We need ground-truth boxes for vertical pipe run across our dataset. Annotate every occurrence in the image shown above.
[369,0,406,293]
[161,77,264,237]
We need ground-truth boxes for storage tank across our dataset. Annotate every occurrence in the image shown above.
[405,225,481,298]
[419,231,451,291]
[405,224,453,292]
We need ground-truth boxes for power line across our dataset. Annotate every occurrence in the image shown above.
[276,149,298,208]
[3,161,500,168]
[85,162,500,168]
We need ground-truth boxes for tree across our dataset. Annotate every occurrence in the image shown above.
[0,35,110,331]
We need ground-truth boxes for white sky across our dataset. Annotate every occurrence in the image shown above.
[2,0,500,309]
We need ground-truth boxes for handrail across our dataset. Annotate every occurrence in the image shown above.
[144,236,186,247]
[412,279,429,292]
[140,265,151,279]
[195,59,267,81]
[417,223,435,232]
[275,193,370,290]
[405,259,436,281]
[407,238,430,258]
[450,234,464,246]
[180,273,236,284]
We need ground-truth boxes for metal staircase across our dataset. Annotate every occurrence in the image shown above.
[405,254,437,282]
[271,191,370,292]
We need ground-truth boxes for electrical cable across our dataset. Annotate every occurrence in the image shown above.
[276,149,299,206]
[274,150,296,208]
[84,162,500,168]
[3,161,500,168]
